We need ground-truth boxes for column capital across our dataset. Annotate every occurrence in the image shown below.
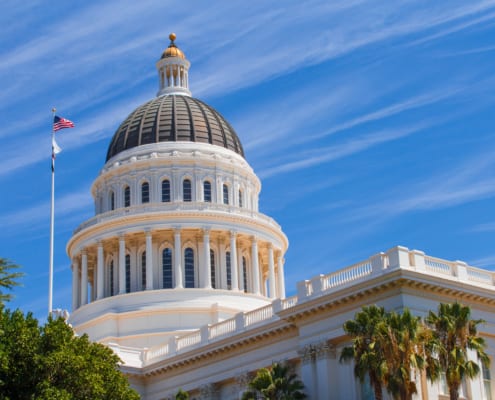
[81,248,87,256]
[118,232,125,240]
[96,239,103,247]
[230,230,237,238]
[144,228,152,235]
[173,227,181,235]
[251,235,257,244]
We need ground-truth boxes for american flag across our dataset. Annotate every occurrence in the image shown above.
[53,115,75,131]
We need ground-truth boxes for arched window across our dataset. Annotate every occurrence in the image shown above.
[141,182,150,204]
[124,186,131,207]
[125,254,131,293]
[162,179,171,202]
[203,181,212,202]
[242,257,248,293]
[210,249,216,289]
[238,189,243,208]
[162,248,172,288]
[184,247,195,288]
[223,184,229,205]
[226,251,232,290]
[141,251,146,290]
[109,260,115,296]
[110,191,115,211]
[183,179,192,202]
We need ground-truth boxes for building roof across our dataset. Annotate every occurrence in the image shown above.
[106,95,244,161]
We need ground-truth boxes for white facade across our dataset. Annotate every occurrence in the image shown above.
[68,35,495,399]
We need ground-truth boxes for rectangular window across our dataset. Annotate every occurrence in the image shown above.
[124,187,131,207]
[223,184,229,205]
[183,180,192,202]
[141,252,146,290]
[210,250,216,289]
[204,181,212,202]
[226,251,232,290]
[141,182,150,203]
[125,254,131,293]
[162,180,171,202]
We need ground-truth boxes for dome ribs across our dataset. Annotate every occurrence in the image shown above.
[182,96,196,142]
[172,96,178,141]
[105,96,245,161]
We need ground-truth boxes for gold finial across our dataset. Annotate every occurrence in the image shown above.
[169,33,176,43]
[52,107,57,113]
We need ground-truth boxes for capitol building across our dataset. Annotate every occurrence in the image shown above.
[67,35,495,400]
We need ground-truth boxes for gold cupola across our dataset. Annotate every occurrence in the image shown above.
[156,33,191,97]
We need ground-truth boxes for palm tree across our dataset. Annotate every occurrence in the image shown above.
[380,309,425,400]
[242,362,306,399]
[0,258,23,305]
[340,305,387,400]
[175,388,189,400]
[425,302,490,400]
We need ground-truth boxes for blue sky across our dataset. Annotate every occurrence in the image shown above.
[1,1,494,320]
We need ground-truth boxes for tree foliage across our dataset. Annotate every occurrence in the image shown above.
[0,308,139,400]
[0,258,23,305]
[425,302,489,400]
[242,362,306,400]
[341,303,488,400]
[340,305,387,400]
[175,388,189,400]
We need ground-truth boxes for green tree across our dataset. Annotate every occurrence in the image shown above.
[380,309,425,400]
[0,308,139,400]
[242,362,306,400]
[340,305,387,400]
[0,258,23,305]
[175,388,189,399]
[425,302,490,400]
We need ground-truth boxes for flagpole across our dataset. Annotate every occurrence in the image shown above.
[48,107,56,315]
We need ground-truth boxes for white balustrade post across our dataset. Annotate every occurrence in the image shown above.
[251,237,261,295]
[203,229,212,289]
[268,245,276,298]
[387,246,410,270]
[72,257,79,310]
[174,229,183,288]
[145,230,154,290]
[411,250,426,271]
[230,232,239,291]
[96,241,104,300]
[277,254,286,299]
[455,260,469,281]
[81,250,88,305]
[118,235,126,294]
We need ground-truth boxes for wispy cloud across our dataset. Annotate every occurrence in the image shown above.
[259,122,432,179]
[0,187,92,231]
[350,152,495,222]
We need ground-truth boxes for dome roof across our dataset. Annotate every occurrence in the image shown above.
[161,33,186,60]
[106,95,244,161]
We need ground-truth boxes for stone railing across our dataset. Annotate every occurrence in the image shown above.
[120,246,495,368]
[73,202,280,234]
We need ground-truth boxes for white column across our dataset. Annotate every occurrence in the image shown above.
[251,237,261,295]
[268,245,276,299]
[96,241,104,300]
[230,231,239,291]
[72,258,79,310]
[202,229,212,289]
[174,229,183,288]
[145,230,154,290]
[81,251,88,305]
[277,253,286,299]
[237,246,244,292]
[119,235,126,294]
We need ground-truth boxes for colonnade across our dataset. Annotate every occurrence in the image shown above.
[71,228,286,310]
